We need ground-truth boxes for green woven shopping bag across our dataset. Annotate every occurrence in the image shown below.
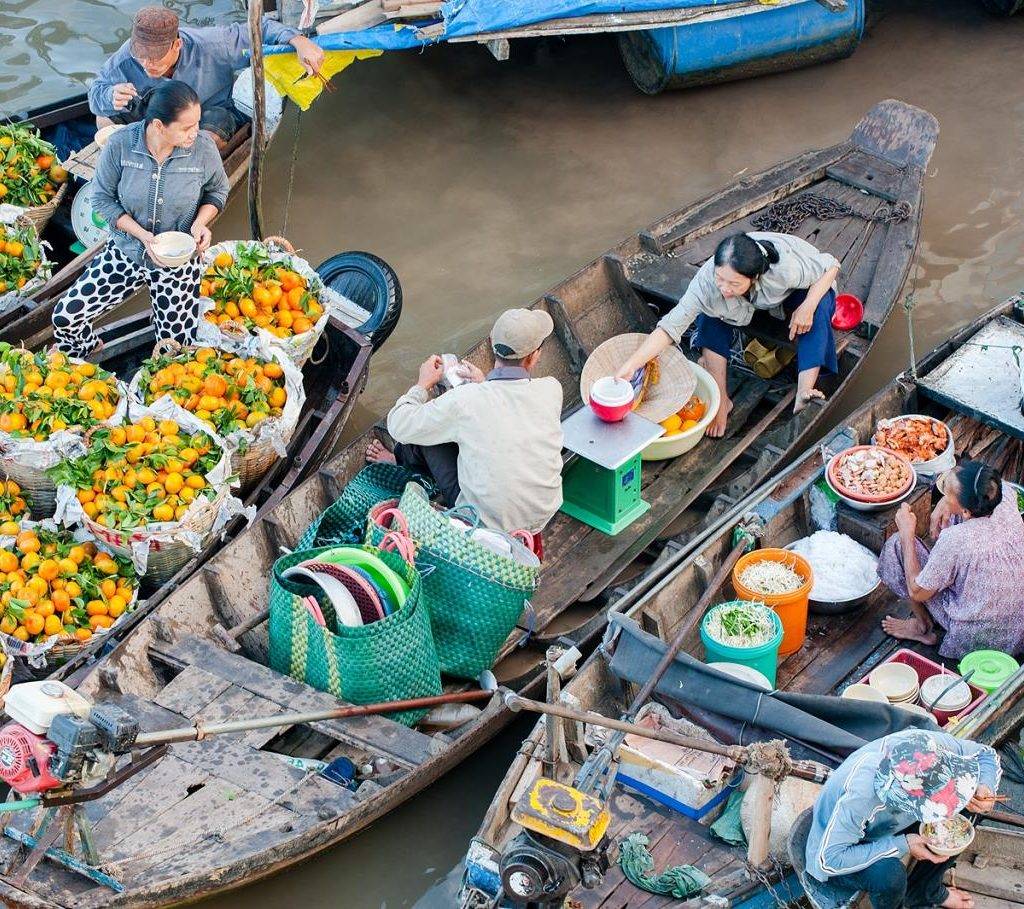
[368,483,539,680]
[267,542,442,725]
[297,463,434,550]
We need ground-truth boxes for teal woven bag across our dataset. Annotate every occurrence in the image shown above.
[297,463,434,550]
[267,542,442,725]
[368,483,540,680]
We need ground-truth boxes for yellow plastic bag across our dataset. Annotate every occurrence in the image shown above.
[263,48,383,110]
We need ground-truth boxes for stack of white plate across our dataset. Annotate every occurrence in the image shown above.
[920,673,973,713]
[868,663,921,704]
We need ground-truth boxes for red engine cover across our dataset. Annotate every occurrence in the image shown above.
[0,723,59,795]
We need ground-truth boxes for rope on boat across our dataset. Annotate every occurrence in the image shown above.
[281,109,304,239]
[751,192,912,234]
[742,739,793,783]
[618,832,710,899]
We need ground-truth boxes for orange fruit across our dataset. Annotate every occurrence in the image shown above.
[43,615,63,636]
[213,251,233,269]
[14,531,38,554]
[37,559,58,581]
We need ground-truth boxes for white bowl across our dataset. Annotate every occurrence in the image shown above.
[94,124,125,147]
[842,683,889,704]
[869,662,920,701]
[149,231,197,268]
[641,359,721,461]
[825,470,916,513]
[920,674,973,711]
[895,701,935,720]
[707,661,773,691]
[873,415,955,479]
[590,376,635,408]
[920,817,975,857]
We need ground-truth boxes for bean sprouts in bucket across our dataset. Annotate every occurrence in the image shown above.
[704,601,777,648]
[737,559,803,596]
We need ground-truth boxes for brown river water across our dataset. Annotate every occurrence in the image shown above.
[209,1,1024,905]
[12,0,1024,904]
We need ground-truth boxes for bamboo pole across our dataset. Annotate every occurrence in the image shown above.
[247,0,267,240]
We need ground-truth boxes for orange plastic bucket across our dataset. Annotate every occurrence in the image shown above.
[732,549,813,657]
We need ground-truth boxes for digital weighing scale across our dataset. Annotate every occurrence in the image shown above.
[559,408,664,535]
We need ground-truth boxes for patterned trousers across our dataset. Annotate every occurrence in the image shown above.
[52,241,202,357]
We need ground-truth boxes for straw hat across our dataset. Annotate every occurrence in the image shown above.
[580,333,696,424]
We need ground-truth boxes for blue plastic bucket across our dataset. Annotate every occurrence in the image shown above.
[700,601,783,687]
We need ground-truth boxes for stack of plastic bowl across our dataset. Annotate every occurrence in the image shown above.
[868,662,920,705]
[841,683,889,704]
[920,673,973,716]
[588,376,635,423]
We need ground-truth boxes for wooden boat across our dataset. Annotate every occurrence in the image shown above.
[458,292,1024,909]
[618,0,864,95]
[0,101,934,907]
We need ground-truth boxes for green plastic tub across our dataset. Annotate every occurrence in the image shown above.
[959,650,1020,694]
[700,601,783,688]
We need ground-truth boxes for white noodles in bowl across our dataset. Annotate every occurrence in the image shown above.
[788,531,878,602]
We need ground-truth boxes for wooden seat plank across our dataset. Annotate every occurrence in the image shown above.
[149,636,435,768]
[826,148,905,202]
[154,665,232,717]
[626,257,698,307]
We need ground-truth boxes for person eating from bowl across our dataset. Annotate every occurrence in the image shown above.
[89,6,324,150]
[52,81,228,359]
[366,309,563,540]
[806,729,999,909]
[616,232,840,438]
[878,460,1024,659]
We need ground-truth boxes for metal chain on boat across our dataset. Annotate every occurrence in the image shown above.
[751,192,912,234]
[744,856,801,909]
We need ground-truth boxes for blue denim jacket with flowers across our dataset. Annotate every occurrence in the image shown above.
[90,121,229,265]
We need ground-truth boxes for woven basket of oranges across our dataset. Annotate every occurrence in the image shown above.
[49,410,237,586]
[131,341,305,490]
[0,522,137,667]
[0,216,51,309]
[0,346,127,518]
[196,239,342,365]
[0,124,70,233]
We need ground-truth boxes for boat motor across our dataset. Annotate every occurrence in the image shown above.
[0,703,139,796]
[497,778,609,907]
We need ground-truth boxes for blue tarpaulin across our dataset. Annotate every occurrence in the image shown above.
[261,0,783,52]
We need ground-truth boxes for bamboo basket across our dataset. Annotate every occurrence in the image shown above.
[20,181,68,233]
[136,336,298,491]
[82,485,230,587]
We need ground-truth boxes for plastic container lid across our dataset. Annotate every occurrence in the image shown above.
[4,681,92,734]
[590,376,635,407]
[959,650,1020,694]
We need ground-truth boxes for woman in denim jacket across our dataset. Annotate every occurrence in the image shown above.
[52,80,229,357]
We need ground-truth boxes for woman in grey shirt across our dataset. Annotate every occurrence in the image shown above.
[617,232,840,438]
[52,80,229,357]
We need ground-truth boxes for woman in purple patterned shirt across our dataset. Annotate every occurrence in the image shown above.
[878,460,1024,659]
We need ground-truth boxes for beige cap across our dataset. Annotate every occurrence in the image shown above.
[491,308,554,360]
[131,6,180,60]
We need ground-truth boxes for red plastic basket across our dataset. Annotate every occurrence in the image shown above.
[858,649,986,726]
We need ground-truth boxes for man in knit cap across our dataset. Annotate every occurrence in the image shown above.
[89,6,324,149]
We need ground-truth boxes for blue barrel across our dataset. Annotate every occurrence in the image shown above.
[619,0,865,94]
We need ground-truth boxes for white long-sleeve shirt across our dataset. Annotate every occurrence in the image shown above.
[386,372,564,533]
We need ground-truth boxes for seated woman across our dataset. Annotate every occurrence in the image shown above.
[616,231,840,437]
[52,80,228,358]
[879,461,1024,659]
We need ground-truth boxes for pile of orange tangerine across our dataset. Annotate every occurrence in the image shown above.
[0,526,136,643]
[659,394,708,436]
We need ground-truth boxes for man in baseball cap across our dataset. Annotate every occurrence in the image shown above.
[369,308,563,538]
[88,6,324,149]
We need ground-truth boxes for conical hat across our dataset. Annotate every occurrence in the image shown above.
[580,333,696,424]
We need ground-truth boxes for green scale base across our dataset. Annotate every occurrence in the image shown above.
[560,452,650,536]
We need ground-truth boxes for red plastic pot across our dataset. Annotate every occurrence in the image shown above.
[589,377,634,423]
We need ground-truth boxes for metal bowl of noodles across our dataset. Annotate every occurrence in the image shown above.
[784,541,881,615]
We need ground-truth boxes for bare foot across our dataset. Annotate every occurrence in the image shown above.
[705,398,733,439]
[794,388,826,414]
[365,438,396,465]
[941,888,975,909]
[881,615,938,646]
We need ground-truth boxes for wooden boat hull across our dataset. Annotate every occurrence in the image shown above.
[0,101,935,908]
[460,293,1024,909]
[619,0,864,95]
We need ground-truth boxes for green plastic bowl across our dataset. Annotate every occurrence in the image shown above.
[317,547,409,609]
